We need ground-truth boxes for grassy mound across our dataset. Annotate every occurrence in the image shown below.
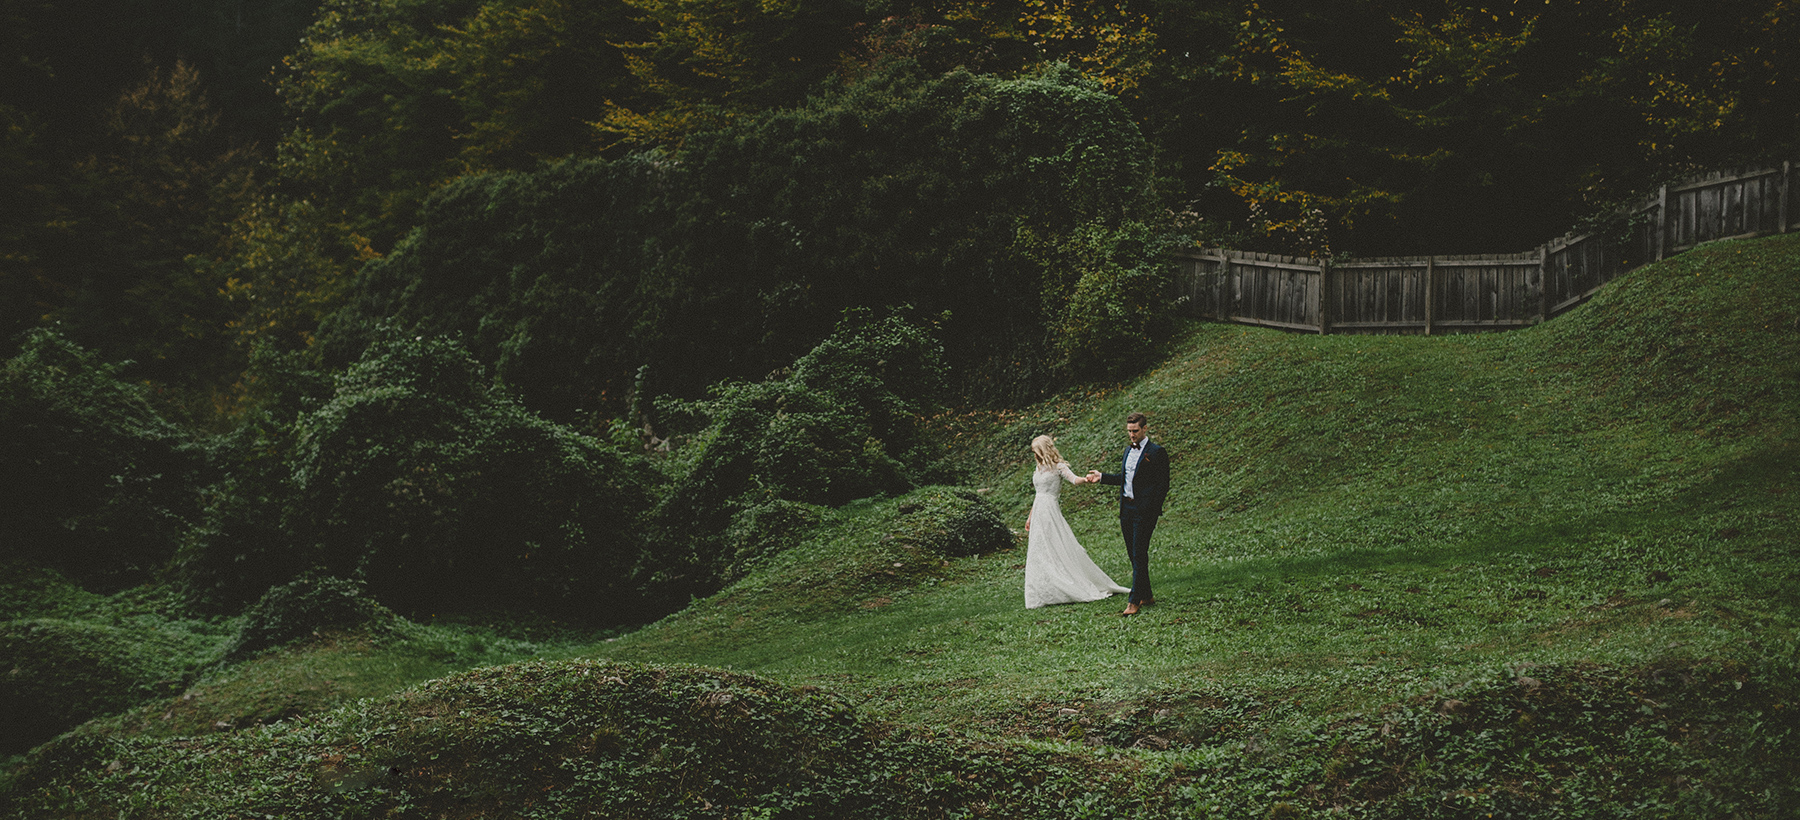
[0,660,1162,819]
[220,575,399,664]
[0,619,199,756]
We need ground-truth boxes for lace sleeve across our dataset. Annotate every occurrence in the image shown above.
[1057,462,1084,485]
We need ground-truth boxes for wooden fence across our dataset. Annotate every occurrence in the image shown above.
[1173,161,1797,334]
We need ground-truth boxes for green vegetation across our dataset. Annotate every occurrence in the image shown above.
[10,0,1800,412]
[317,63,1168,414]
[4,232,1795,817]
[0,329,212,589]
[4,1,1799,813]
[178,333,659,621]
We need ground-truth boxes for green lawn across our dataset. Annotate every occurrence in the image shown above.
[590,234,1799,740]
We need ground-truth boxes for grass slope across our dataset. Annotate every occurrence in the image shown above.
[606,233,1799,715]
[3,233,1797,818]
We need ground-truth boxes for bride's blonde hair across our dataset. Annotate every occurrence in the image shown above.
[1031,434,1064,467]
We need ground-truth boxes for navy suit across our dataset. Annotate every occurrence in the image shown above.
[1099,439,1169,605]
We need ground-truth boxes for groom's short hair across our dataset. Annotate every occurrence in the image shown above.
[1126,412,1148,427]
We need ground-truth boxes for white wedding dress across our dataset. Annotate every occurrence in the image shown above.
[1024,463,1129,608]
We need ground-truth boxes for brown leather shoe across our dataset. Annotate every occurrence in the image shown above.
[1121,603,1141,616]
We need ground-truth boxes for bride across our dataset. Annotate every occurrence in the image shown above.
[1024,435,1129,609]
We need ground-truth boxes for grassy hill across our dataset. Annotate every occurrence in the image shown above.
[3,233,1797,818]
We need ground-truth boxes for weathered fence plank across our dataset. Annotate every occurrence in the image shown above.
[1169,160,1792,336]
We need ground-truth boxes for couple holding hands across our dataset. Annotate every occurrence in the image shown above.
[1024,412,1169,615]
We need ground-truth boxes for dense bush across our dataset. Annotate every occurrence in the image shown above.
[221,574,399,663]
[317,62,1171,422]
[314,153,679,423]
[1013,219,1186,381]
[181,335,658,624]
[0,619,194,756]
[0,329,208,588]
[643,313,949,596]
[176,341,339,613]
[898,486,1012,559]
[718,498,827,584]
[186,318,956,625]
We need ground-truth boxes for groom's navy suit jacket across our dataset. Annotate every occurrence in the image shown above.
[1101,440,1170,518]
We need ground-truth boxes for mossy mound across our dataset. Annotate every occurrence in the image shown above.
[221,575,400,664]
[0,619,192,755]
[892,484,1014,559]
[8,656,1793,818]
[0,660,1092,819]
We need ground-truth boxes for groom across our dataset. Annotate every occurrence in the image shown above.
[1087,412,1169,616]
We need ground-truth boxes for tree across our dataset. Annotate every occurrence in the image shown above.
[52,59,263,389]
[1204,0,1800,255]
[598,0,871,147]
[0,104,61,353]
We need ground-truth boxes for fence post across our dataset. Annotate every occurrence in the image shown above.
[1424,256,1435,336]
[1317,258,1331,334]
[1782,161,1792,234]
[1215,248,1230,321]
[1655,184,1669,260]
[1538,244,1550,323]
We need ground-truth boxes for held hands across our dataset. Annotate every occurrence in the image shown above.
[1084,470,1102,484]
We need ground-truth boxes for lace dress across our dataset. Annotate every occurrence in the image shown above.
[1023,463,1129,608]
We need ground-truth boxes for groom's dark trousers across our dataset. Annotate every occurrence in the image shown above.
[1118,497,1157,605]
[1101,439,1169,606]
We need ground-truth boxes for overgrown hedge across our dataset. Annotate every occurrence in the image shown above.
[179,335,657,623]
[0,329,210,588]
[642,312,953,598]
[318,62,1176,422]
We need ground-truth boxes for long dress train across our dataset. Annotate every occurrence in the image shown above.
[1024,462,1129,608]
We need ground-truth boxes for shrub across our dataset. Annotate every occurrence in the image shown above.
[645,313,949,594]
[176,342,338,613]
[901,485,1013,558]
[0,329,208,588]
[221,575,399,663]
[1014,219,1186,382]
[183,335,658,625]
[788,308,948,461]
[720,498,827,584]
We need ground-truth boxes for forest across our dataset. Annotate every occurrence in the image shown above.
[2,3,1799,811]
[6,0,1798,407]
